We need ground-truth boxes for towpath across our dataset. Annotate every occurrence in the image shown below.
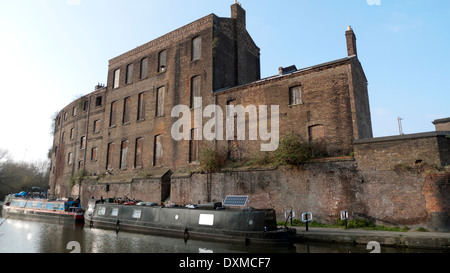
[289,226,450,251]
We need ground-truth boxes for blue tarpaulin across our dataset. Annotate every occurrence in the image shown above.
[14,191,27,197]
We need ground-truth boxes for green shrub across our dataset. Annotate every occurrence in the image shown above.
[274,132,314,166]
[199,148,226,172]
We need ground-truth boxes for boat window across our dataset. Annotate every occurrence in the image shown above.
[97,206,106,216]
[25,202,33,208]
[198,214,214,226]
[46,203,54,210]
[132,210,142,219]
[58,204,64,211]
[32,202,40,208]
[10,200,17,207]
[111,208,119,217]
[17,201,25,207]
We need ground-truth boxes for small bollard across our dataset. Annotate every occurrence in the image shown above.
[284,206,295,227]
[340,210,349,228]
[301,212,313,231]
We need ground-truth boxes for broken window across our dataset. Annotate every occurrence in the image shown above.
[192,36,202,61]
[135,138,143,168]
[113,69,120,89]
[120,140,129,170]
[83,100,89,112]
[289,85,302,105]
[110,101,117,127]
[156,86,165,117]
[78,160,84,170]
[106,143,114,170]
[95,96,102,107]
[140,57,148,79]
[190,75,201,108]
[72,106,77,117]
[123,97,131,124]
[154,135,163,166]
[137,92,146,121]
[158,50,167,72]
[126,63,133,84]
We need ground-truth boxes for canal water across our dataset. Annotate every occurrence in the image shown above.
[0,216,440,253]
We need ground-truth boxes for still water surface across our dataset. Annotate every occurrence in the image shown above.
[0,216,440,253]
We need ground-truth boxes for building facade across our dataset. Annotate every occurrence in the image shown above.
[49,4,372,203]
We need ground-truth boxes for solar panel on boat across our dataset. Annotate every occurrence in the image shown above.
[223,195,248,207]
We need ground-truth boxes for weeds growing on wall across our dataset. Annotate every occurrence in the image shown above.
[274,132,315,166]
[199,148,226,173]
[68,169,89,190]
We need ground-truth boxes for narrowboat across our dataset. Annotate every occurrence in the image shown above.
[2,198,84,223]
[85,198,296,246]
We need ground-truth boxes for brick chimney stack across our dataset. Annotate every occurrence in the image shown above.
[346,25,358,57]
[231,1,246,28]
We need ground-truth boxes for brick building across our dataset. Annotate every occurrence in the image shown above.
[49,4,372,203]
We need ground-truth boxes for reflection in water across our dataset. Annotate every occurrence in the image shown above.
[0,217,443,253]
[0,217,294,253]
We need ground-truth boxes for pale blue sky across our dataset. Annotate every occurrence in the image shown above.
[0,0,449,162]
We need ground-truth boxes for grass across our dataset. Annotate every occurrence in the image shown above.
[279,218,413,232]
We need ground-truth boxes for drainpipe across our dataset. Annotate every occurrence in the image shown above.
[79,95,92,200]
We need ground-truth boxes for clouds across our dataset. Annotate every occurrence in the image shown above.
[385,12,423,32]
[67,0,81,6]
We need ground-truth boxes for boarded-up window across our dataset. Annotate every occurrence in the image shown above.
[189,128,199,163]
[308,124,326,154]
[227,100,240,161]
[67,152,73,165]
[137,92,146,121]
[154,135,163,166]
[72,106,77,116]
[289,85,302,105]
[70,128,74,140]
[190,75,201,108]
[62,131,66,143]
[93,120,100,133]
[140,58,148,79]
[158,50,167,72]
[123,97,131,124]
[192,36,202,61]
[113,69,120,89]
[135,138,143,168]
[126,63,133,84]
[83,100,89,112]
[106,143,114,170]
[80,136,86,150]
[91,147,98,161]
[120,140,129,170]
[110,101,117,127]
[156,86,165,117]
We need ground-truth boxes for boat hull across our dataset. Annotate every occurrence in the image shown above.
[2,206,84,224]
[2,199,84,224]
[85,202,296,246]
